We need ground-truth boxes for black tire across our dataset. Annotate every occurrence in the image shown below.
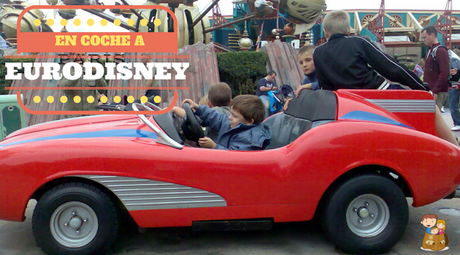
[32,182,119,255]
[321,174,408,254]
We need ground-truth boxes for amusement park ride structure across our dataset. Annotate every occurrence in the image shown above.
[345,0,459,48]
[211,0,460,50]
[0,0,459,51]
[0,0,327,51]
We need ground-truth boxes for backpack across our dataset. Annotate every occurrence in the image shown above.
[430,45,460,70]
[450,51,460,70]
[430,45,458,82]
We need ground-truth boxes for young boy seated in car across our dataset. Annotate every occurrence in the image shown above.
[178,95,272,150]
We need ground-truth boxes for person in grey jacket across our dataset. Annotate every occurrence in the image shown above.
[183,95,271,150]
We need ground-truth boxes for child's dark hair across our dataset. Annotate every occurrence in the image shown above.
[231,95,265,124]
[267,70,276,76]
[208,82,232,107]
[298,45,316,55]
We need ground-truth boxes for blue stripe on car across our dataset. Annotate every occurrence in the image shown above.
[340,111,412,128]
[0,129,158,148]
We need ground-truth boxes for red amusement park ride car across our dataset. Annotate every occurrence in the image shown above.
[0,89,459,255]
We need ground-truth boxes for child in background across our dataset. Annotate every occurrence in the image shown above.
[282,45,319,110]
[296,45,319,97]
[172,82,232,141]
[413,59,424,79]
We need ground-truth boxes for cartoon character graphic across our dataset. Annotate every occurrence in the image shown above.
[437,220,446,235]
[425,227,438,246]
[421,214,437,234]
[421,214,449,251]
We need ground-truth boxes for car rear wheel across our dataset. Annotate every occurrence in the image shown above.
[321,174,408,254]
[32,182,119,255]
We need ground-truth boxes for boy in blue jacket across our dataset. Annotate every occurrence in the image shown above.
[295,45,319,97]
[182,95,272,150]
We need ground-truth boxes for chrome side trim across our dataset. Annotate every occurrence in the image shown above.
[78,175,227,211]
[366,99,436,113]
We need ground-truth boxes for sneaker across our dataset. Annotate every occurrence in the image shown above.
[441,106,445,113]
[451,125,460,131]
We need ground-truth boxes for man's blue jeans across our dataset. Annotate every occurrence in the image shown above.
[259,95,270,118]
[448,88,460,126]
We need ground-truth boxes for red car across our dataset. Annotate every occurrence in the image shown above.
[0,89,459,255]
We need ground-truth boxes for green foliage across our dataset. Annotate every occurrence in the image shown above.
[217,51,267,97]
[0,57,35,95]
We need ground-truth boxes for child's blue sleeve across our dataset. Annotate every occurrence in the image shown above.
[195,105,229,132]
[302,76,311,85]
[312,81,319,90]
[214,136,258,151]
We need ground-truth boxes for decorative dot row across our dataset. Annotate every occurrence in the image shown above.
[34,18,162,27]
[33,95,162,104]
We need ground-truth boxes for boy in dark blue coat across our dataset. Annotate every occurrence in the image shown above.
[296,45,319,97]
[183,95,271,150]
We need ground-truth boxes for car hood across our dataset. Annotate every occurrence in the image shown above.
[7,115,137,139]
[1,115,159,147]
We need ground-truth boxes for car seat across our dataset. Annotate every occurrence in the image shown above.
[264,89,337,149]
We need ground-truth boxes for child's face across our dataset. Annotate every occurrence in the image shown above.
[229,107,253,128]
[298,51,315,76]
[431,228,439,234]
[422,218,437,228]
[437,223,445,229]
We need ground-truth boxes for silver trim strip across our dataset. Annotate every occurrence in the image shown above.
[78,175,227,211]
[377,80,390,90]
[366,99,436,113]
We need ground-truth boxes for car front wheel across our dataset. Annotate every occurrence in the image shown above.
[32,182,119,255]
[321,174,408,254]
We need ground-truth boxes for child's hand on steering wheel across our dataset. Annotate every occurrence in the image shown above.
[182,99,199,110]
[199,137,216,148]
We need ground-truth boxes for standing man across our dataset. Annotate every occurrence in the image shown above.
[421,26,450,110]
[256,70,277,118]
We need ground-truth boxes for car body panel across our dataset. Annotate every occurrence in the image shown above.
[0,90,459,229]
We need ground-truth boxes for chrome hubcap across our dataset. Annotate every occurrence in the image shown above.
[50,202,98,248]
[358,207,370,218]
[346,194,389,237]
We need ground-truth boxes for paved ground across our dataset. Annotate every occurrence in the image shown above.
[1,198,460,255]
[0,111,459,255]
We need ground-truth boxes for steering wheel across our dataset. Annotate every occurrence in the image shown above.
[181,103,204,143]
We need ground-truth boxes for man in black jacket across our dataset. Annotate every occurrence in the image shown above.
[313,10,426,91]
